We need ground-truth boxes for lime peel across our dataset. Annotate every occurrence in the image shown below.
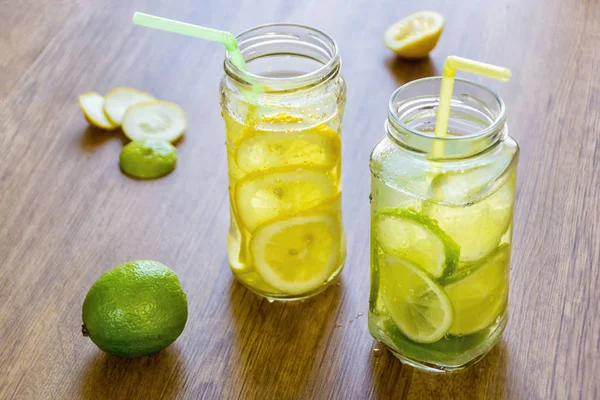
[82,260,188,358]
[119,139,177,179]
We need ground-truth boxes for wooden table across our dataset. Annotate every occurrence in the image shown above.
[1,0,599,398]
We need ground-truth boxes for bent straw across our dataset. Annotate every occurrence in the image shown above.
[432,56,511,158]
[133,12,248,71]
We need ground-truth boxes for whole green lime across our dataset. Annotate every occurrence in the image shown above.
[119,139,177,179]
[82,260,188,358]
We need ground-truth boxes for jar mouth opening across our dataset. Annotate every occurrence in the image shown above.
[224,23,340,91]
[388,77,506,142]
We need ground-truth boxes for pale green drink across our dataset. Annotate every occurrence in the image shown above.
[368,77,519,372]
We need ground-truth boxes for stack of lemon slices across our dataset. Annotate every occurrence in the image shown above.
[229,114,343,295]
[78,88,187,179]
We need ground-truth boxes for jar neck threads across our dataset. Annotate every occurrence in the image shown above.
[387,77,506,160]
[224,23,340,93]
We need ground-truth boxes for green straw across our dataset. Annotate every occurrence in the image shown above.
[132,12,248,72]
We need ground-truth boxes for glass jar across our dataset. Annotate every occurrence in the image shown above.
[220,24,346,301]
[368,77,519,371]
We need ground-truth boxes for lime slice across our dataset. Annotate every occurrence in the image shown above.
[235,166,338,231]
[122,101,187,143]
[78,92,118,130]
[380,255,453,343]
[119,139,177,179]
[374,208,459,278]
[427,170,516,263]
[444,245,510,335]
[235,125,340,173]
[250,213,341,294]
[103,87,156,126]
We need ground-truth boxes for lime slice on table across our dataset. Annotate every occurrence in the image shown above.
[374,208,459,278]
[119,139,177,179]
[427,169,516,263]
[235,166,338,231]
[443,245,510,335]
[103,87,156,126]
[250,213,341,294]
[235,125,340,173]
[122,101,187,143]
[78,92,118,130]
[380,255,453,343]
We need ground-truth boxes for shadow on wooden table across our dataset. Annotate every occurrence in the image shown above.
[224,277,343,399]
[78,126,128,152]
[385,56,439,87]
[80,346,184,400]
[368,340,508,399]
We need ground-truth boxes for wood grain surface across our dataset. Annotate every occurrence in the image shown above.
[1,0,599,399]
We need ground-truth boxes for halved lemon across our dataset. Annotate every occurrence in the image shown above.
[122,101,187,143]
[78,92,118,130]
[384,11,444,58]
[103,88,155,126]
[235,166,338,231]
[250,213,341,294]
[235,125,340,173]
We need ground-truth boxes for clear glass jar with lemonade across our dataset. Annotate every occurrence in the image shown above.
[369,77,518,371]
[220,24,346,301]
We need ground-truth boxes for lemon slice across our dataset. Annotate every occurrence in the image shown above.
[380,255,453,343]
[235,166,337,231]
[383,11,444,58]
[250,213,340,294]
[375,208,459,278]
[427,171,516,263]
[444,245,509,335]
[122,101,187,143]
[103,88,156,126]
[235,125,340,173]
[78,92,118,130]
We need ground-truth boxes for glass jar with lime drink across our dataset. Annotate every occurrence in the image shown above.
[220,24,346,301]
[369,76,518,371]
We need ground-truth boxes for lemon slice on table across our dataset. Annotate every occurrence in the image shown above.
[235,125,340,173]
[78,92,118,130]
[103,87,156,126]
[384,11,444,58]
[443,245,510,335]
[250,213,341,294]
[379,255,453,343]
[122,101,187,143]
[374,208,459,279]
[235,166,338,231]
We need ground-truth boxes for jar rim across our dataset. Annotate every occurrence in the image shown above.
[388,77,506,142]
[224,23,340,91]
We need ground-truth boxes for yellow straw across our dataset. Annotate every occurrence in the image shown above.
[432,56,511,158]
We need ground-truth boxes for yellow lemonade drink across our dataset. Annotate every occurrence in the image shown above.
[220,24,346,300]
